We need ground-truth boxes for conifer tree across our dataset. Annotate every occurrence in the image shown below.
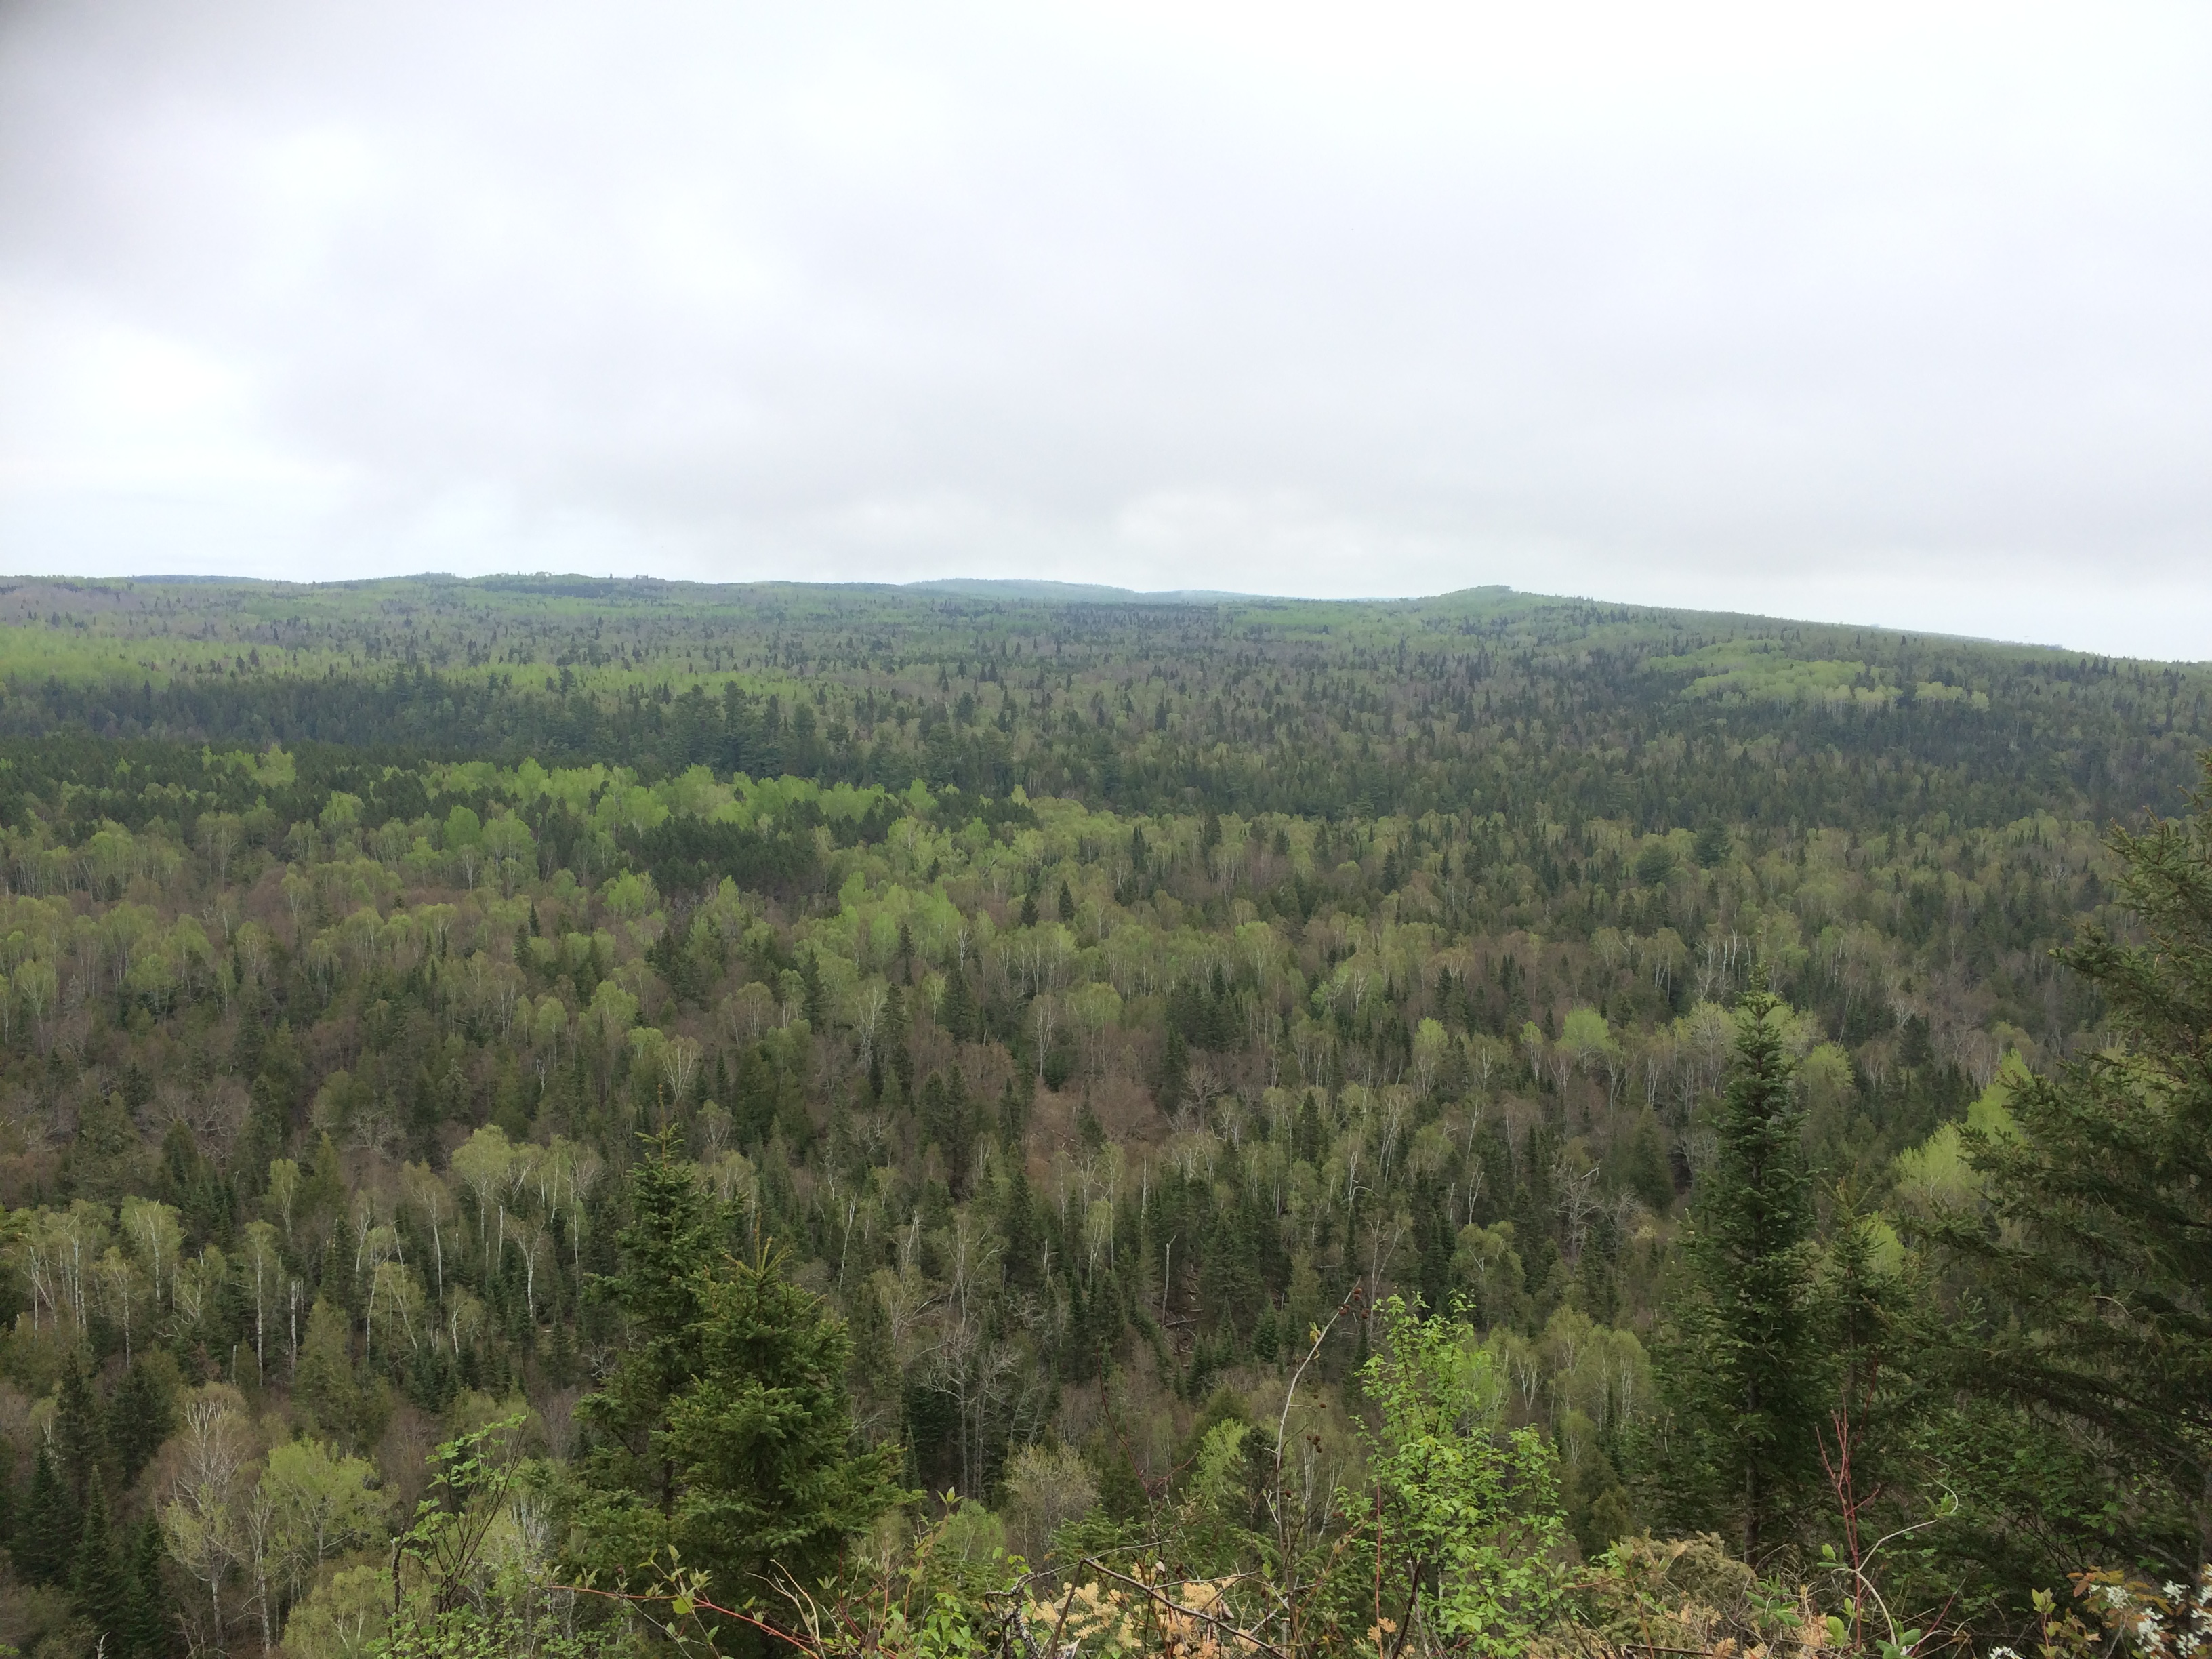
[54,1354,104,1511]
[1814,1199,1927,1553]
[106,1356,178,1486]
[294,1298,363,1443]
[72,1475,127,1643]
[663,1245,907,1606]
[16,1446,69,1586]
[575,1130,713,1511]
[1650,981,1817,1559]
[566,1130,717,1576]
[939,968,977,1044]
[1942,764,2212,1576]
[1000,1162,1042,1290]
[124,1516,171,1659]
[566,1139,903,1635]
[1160,1024,1189,1109]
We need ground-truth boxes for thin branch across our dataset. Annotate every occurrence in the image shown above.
[558,1580,819,1656]
[1076,1557,1290,1659]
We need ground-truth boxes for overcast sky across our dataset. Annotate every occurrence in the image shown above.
[2,3,2209,658]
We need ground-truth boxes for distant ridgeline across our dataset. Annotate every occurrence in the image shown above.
[1,575,2205,830]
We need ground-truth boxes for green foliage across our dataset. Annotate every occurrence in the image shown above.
[573,1132,714,1516]
[375,1605,610,1659]
[1574,1532,1822,1655]
[1356,1296,1568,1656]
[567,1146,903,1622]
[285,1562,394,1659]
[70,1475,127,1643]
[0,578,2201,1656]
[295,1297,367,1443]
[392,1412,533,1620]
[106,1354,180,1487]
[661,1246,908,1600]
[122,1517,171,1659]
[55,1353,104,1510]
[1938,763,2212,1581]
[14,1448,69,1589]
[1650,984,1820,1559]
[264,1437,384,1610]
[5,575,2206,828]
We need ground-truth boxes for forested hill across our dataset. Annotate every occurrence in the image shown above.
[0,573,2207,1659]
[5,575,2207,830]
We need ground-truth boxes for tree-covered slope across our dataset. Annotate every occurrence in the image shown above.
[6,575,2207,828]
[0,575,2203,1659]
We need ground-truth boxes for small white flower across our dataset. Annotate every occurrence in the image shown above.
[2169,1583,2190,1601]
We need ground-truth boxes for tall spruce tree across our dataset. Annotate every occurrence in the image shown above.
[54,1354,104,1510]
[124,1516,172,1659]
[663,1246,906,1607]
[573,1129,713,1524]
[1940,764,2212,1576]
[72,1475,127,1644]
[16,1446,70,1586]
[565,1138,903,1638]
[106,1356,178,1487]
[293,1298,363,1443]
[1653,981,1819,1560]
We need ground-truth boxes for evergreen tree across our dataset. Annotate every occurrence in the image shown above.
[294,1298,363,1443]
[1651,981,1817,1559]
[920,1069,975,1191]
[566,1140,903,1639]
[1294,1091,1324,1164]
[124,1516,172,1659]
[16,1446,70,1586]
[1159,1024,1188,1109]
[1001,1163,1042,1291]
[72,1475,127,1642]
[663,1246,907,1610]
[799,951,825,1027]
[997,1072,1029,1143]
[1940,766,2212,1577]
[595,1130,714,1439]
[939,968,977,1044]
[54,1355,105,1511]
[1811,1198,1931,1592]
[567,1130,716,1566]
[106,1355,178,1487]
[544,1316,578,1389]
[733,1044,778,1144]
[1089,1427,1149,1521]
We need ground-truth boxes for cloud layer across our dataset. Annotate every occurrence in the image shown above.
[3,2,2209,655]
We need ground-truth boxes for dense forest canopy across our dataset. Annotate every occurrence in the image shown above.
[6,574,2208,827]
[0,575,2205,1659]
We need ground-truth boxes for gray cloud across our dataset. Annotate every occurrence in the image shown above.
[3,1,2209,655]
